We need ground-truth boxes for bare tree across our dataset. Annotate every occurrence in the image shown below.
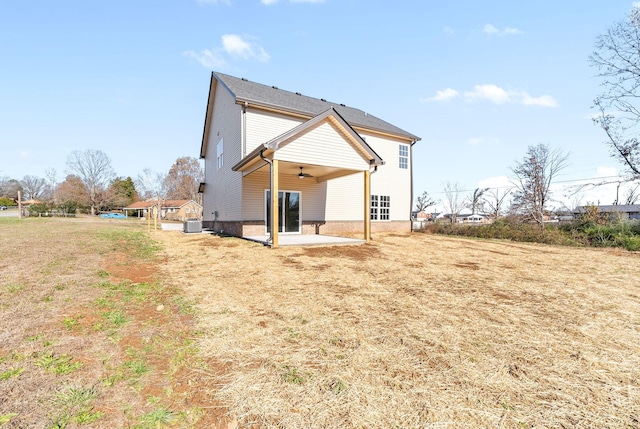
[66,150,115,215]
[163,156,203,203]
[590,7,640,178]
[484,187,512,219]
[136,168,168,224]
[19,175,47,200]
[466,187,489,215]
[443,181,464,224]
[624,182,640,204]
[136,169,167,201]
[44,168,58,202]
[511,143,570,230]
[0,177,23,199]
[414,190,437,213]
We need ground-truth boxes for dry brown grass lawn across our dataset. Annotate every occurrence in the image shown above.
[154,231,640,429]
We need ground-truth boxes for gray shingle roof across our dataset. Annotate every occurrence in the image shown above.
[574,204,640,213]
[213,72,420,141]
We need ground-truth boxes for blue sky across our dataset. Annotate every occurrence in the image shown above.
[1,0,638,210]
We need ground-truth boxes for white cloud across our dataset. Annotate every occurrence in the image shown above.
[183,48,228,69]
[483,24,499,34]
[521,93,558,107]
[222,34,270,62]
[424,84,557,107]
[184,34,269,69]
[421,88,459,102]
[634,2,640,8]
[467,137,499,146]
[465,84,511,104]
[483,23,523,36]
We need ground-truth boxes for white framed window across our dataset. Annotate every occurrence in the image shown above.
[216,138,224,170]
[370,195,379,220]
[371,195,390,220]
[399,144,408,169]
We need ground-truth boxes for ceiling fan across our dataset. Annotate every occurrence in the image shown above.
[298,166,313,179]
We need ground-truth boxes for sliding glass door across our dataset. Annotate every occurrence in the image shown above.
[265,190,301,234]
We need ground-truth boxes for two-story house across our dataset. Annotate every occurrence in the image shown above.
[199,72,420,247]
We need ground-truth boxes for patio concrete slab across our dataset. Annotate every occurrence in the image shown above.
[243,234,365,247]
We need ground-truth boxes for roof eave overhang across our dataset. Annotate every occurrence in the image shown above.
[235,98,420,144]
[200,73,218,159]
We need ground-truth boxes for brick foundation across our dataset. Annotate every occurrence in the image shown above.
[203,220,411,238]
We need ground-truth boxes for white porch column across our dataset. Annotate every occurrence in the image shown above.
[272,159,279,248]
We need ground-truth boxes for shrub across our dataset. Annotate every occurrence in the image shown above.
[422,216,640,251]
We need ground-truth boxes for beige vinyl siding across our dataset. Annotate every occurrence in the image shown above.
[274,122,370,170]
[203,82,243,222]
[324,173,364,221]
[242,169,328,222]
[245,109,303,155]
[361,133,412,222]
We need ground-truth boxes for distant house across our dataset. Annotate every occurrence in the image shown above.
[199,72,421,247]
[461,214,489,224]
[574,204,640,221]
[124,199,202,221]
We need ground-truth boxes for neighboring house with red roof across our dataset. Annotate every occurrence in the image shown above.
[199,72,421,247]
[123,199,202,222]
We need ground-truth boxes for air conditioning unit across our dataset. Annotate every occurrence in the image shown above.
[183,220,202,233]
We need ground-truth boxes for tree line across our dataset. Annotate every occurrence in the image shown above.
[0,150,203,216]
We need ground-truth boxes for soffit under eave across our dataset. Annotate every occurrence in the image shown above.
[264,110,382,166]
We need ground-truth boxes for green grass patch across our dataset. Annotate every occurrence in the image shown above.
[62,316,81,330]
[48,386,103,428]
[134,408,174,429]
[3,283,25,294]
[102,310,127,327]
[100,229,161,260]
[36,353,82,375]
[281,365,306,384]
[0,367,24,381]
[0,413,19,425]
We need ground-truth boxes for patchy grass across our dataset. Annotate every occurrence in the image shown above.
[154,230,640,429]
[0,218,229,428]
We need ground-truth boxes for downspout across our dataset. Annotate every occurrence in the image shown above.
[242,102,248,158]
[409,139,416,232]
[259,149,273,245]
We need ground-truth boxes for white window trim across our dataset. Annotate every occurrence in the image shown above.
[216,138,224,170]
[371,194,391,221]
[399,144,409,169]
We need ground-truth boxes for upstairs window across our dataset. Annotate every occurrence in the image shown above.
[216,138,224,170]
[399,144,408,169]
